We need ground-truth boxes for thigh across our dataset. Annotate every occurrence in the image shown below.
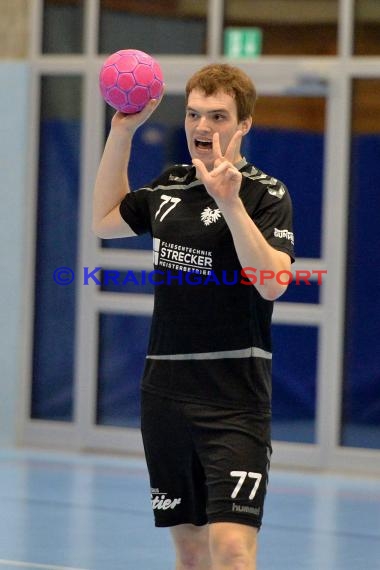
[141,391,208,527]
[186,405,272,529]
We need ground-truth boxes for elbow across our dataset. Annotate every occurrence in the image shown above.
[91,221,101,237]
[259,283,288,301]
[91,220,106,239]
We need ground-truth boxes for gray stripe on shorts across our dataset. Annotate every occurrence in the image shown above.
[146,346,272,361]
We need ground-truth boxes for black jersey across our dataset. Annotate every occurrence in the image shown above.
[119,159,294,412]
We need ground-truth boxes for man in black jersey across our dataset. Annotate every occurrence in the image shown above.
[93,64,294,570]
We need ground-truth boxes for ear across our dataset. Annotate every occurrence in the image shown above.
[239,116,253,136]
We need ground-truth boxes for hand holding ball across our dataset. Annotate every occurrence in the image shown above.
[99,49,164,114]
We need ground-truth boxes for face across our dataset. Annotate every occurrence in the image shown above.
[185,89,252,171]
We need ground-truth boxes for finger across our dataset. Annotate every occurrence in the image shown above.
[210,160,236,177]
[210,161,242,188]
[224,130,243,162]
[226,166,242,182]
[224,129,242,162]
[150,86,165,108]
[137,93,163,120]
[192,158,210,182]
[114,92,164,130]
[212,132,223,160]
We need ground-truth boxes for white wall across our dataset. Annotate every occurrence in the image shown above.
[0,62,29,446]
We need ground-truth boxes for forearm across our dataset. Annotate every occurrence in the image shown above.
[220,198,290,300]
[92,130,133,229]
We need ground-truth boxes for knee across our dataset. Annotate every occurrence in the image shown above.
[173,528,210,569]
[210,525,257,569]
[212,537,248,567]
[176,544,203,569]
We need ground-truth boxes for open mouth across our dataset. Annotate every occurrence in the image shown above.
[195,139,212,150]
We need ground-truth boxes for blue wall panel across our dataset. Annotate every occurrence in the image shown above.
[97,314,151,428]
[31,120,80,420]
[342,134,380,448]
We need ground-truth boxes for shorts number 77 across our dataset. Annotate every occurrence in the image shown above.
[230,471,263,500]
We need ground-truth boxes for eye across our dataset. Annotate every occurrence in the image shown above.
[186,110,198,119]
[213,113,226,121]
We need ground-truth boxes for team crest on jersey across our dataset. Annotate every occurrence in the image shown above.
[201,207,221,226]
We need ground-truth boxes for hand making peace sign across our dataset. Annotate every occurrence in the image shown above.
[192,130,244,205]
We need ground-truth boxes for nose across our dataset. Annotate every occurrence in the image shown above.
[197,116,211,132]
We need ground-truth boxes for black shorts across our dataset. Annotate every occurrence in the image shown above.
[141,391,272,529]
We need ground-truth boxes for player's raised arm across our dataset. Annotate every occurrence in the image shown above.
[93,49,164,239]
[92,99,162,239]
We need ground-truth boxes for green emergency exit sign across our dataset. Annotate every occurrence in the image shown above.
[224,27,263,58]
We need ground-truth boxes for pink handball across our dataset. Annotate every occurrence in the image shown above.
[99,49,164,114]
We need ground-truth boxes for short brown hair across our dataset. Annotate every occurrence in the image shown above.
[185,63,257,123]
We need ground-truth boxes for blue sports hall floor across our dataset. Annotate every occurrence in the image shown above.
[0,449,379,570]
